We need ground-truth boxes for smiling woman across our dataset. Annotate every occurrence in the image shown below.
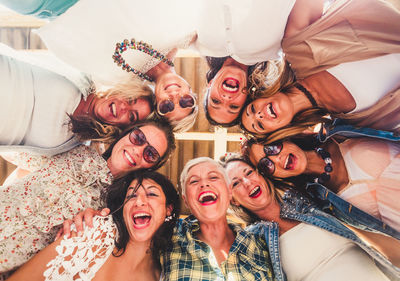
[7,171,181,281]
[0,119,176,275]
[161,157,274,280]
[0,43,154,156]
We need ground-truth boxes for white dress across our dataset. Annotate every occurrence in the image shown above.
[44,216,116,280]
[37,0,197,85]
[0,145,112,273]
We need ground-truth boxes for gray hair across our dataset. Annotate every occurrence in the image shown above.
[179,157,230,196]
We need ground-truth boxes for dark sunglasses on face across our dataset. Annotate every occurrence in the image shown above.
[256,142,283,176]
[157,94,195,115]
[129,128,161,164]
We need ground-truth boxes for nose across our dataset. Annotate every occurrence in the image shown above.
[134,191,147,206]
[131,145,142,163]
[200,179,210,188]
[221,92,232,101]
[242,177,251,188]
[256,111,263,119]
[268,154,280,167]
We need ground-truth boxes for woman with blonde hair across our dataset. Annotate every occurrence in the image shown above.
[0,43,154,156]
[222,154,400,281]
[241,49,400,139]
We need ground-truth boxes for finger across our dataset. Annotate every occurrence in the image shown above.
[73,212,85,236]
[62,219,73,239]
[100,208,110,216]
[83,208,98,228]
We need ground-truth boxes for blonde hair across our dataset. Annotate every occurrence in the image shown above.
[168,92,199,133]
[70,78,155,143]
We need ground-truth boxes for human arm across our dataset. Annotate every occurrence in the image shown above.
[7,234,63,281]
[284,0,324,38]
[55,207,110,239]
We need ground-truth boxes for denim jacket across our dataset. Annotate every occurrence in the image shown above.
[247,190,400,281]
[318,118,400,143]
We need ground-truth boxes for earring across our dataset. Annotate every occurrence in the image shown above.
[164,215,173,222]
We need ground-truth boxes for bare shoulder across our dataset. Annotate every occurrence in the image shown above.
[284,0,324,38]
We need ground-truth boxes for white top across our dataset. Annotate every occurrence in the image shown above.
[37,0,197,85]
[337,138,400,232]
[279,223,388,281]
[194,0,296,65]
[44,216,116,280]
[327,54,400,112]
[0,43,84,149]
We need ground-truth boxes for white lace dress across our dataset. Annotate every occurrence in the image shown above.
[0,145,112,273]
[44,216,116,280]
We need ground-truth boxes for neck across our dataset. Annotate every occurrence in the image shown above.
[287,86,313,114]
[197,217,235,248]
[108,240,157,278]
[72,93,97,118]
[304,149,326,175]
[253,200,299,235]
[146,62,175,81]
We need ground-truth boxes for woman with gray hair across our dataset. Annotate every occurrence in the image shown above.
[161,157,274,280]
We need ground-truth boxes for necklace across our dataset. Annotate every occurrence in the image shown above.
[314,147,333,184]
[294,83,318,108]
[112,38,174,82]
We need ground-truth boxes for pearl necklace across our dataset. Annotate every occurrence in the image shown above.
[314,147,333,184]
[112,38,174,82]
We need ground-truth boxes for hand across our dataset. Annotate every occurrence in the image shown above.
[55,208,110,240]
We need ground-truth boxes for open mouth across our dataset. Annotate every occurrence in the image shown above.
[124,150,136,167]
[284,153,296,170]
[266,103,277,119]
[133,212,151,228]
[109,102,117,118]
[164,83,181,91]
[249,186,262,198]
[198,191,218,205]
[222,78,239,93]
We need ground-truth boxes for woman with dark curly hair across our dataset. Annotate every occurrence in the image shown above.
[0,119,175,276]
[7,171,180,281]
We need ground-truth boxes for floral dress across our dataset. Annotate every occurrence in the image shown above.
[0,145,112,273]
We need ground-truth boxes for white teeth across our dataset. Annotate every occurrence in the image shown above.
[124,151,135,165]
[222,83,238,93]
[284,155,290,169]
[111,103,117,117]
[249,186,260,197]
[198,192,217,202]
[134,212,150,218]
[266,103,276,118]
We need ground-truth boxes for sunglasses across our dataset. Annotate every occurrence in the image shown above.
[157,94,195,115]
[129,128,161,164]
[256,142,283,176]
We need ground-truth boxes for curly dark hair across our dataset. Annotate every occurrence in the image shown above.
[104,171,181,268]
[102,118,176,174]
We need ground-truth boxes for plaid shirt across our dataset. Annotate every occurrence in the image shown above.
[161,215,275,281]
